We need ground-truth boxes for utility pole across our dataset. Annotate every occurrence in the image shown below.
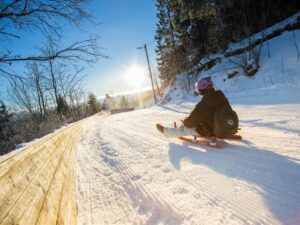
[137,44,157,104]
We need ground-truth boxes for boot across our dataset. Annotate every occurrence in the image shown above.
[156,124,164,133]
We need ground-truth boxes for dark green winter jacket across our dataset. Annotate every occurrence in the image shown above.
[183,89,232,136]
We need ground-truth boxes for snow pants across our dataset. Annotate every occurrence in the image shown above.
[163,125,199,138]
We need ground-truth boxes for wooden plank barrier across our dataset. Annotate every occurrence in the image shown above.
[0,122,82,225]
[110,107,135,114]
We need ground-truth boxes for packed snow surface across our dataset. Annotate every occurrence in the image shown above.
[76,101,300,225]
[75,13,300,225]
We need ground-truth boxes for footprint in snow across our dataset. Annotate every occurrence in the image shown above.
[101,145,118,156]
[174,187,190,195]
[162,167,171,173]
[153,164,162,169]
[131,175,141,181]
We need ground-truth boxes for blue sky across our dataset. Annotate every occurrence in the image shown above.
[0,0,158,99]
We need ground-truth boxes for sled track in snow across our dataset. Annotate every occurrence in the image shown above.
[101,134,276,224]
[77,131,140,224]
[105,151,185,224]
[77,107,300,225]
[97,116,258,224]
[77,126,185,224]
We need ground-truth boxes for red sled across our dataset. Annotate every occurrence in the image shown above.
[174,122,242,149]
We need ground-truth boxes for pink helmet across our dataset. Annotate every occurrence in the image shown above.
[195,77,213,93]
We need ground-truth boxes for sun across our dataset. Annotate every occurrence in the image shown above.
[124,64,147,88]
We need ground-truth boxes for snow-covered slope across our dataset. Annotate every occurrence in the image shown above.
[75,14,300,225]
[164,13,300,105]
[76,103,300,225]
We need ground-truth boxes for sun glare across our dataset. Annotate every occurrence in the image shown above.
[124,65,147,88]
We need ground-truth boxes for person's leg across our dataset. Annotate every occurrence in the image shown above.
[162,125,199,138]
[196,123,214,137]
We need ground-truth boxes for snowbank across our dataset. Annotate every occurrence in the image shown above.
[164,13,300,105]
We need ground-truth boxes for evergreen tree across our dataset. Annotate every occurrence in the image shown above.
[173,0,224,56]
[155,0,222,81]
[0,101,15,154]
[88,93,101,115]
[57,95,69,116]
[155,0,300,82]
[155,0,180,82]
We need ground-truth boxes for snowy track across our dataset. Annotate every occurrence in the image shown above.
[76,104,300,225]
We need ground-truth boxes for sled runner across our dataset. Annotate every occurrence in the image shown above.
[174,122,242,149]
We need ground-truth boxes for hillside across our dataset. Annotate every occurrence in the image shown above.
[163,12,300,105]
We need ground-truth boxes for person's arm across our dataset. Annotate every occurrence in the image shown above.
[183,101,205,128]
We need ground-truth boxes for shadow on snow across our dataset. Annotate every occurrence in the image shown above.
[240,119,300,135]
[168,142,300,224]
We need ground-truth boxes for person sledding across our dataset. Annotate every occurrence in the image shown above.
[156,77,239,140]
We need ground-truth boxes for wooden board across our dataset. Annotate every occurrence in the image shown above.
[0,122,82,225]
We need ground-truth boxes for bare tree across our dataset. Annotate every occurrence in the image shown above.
[1,37,104,64]
[30,37,100,110]
[0,0,91,39]
[8,78,35,113]
[0,0,106,79]
[26,62,48,115]
[55,64,87,119]
[57,66,85,99]
[229,36,262,77]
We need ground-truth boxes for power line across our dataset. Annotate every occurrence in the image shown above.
[146,39,155,46]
